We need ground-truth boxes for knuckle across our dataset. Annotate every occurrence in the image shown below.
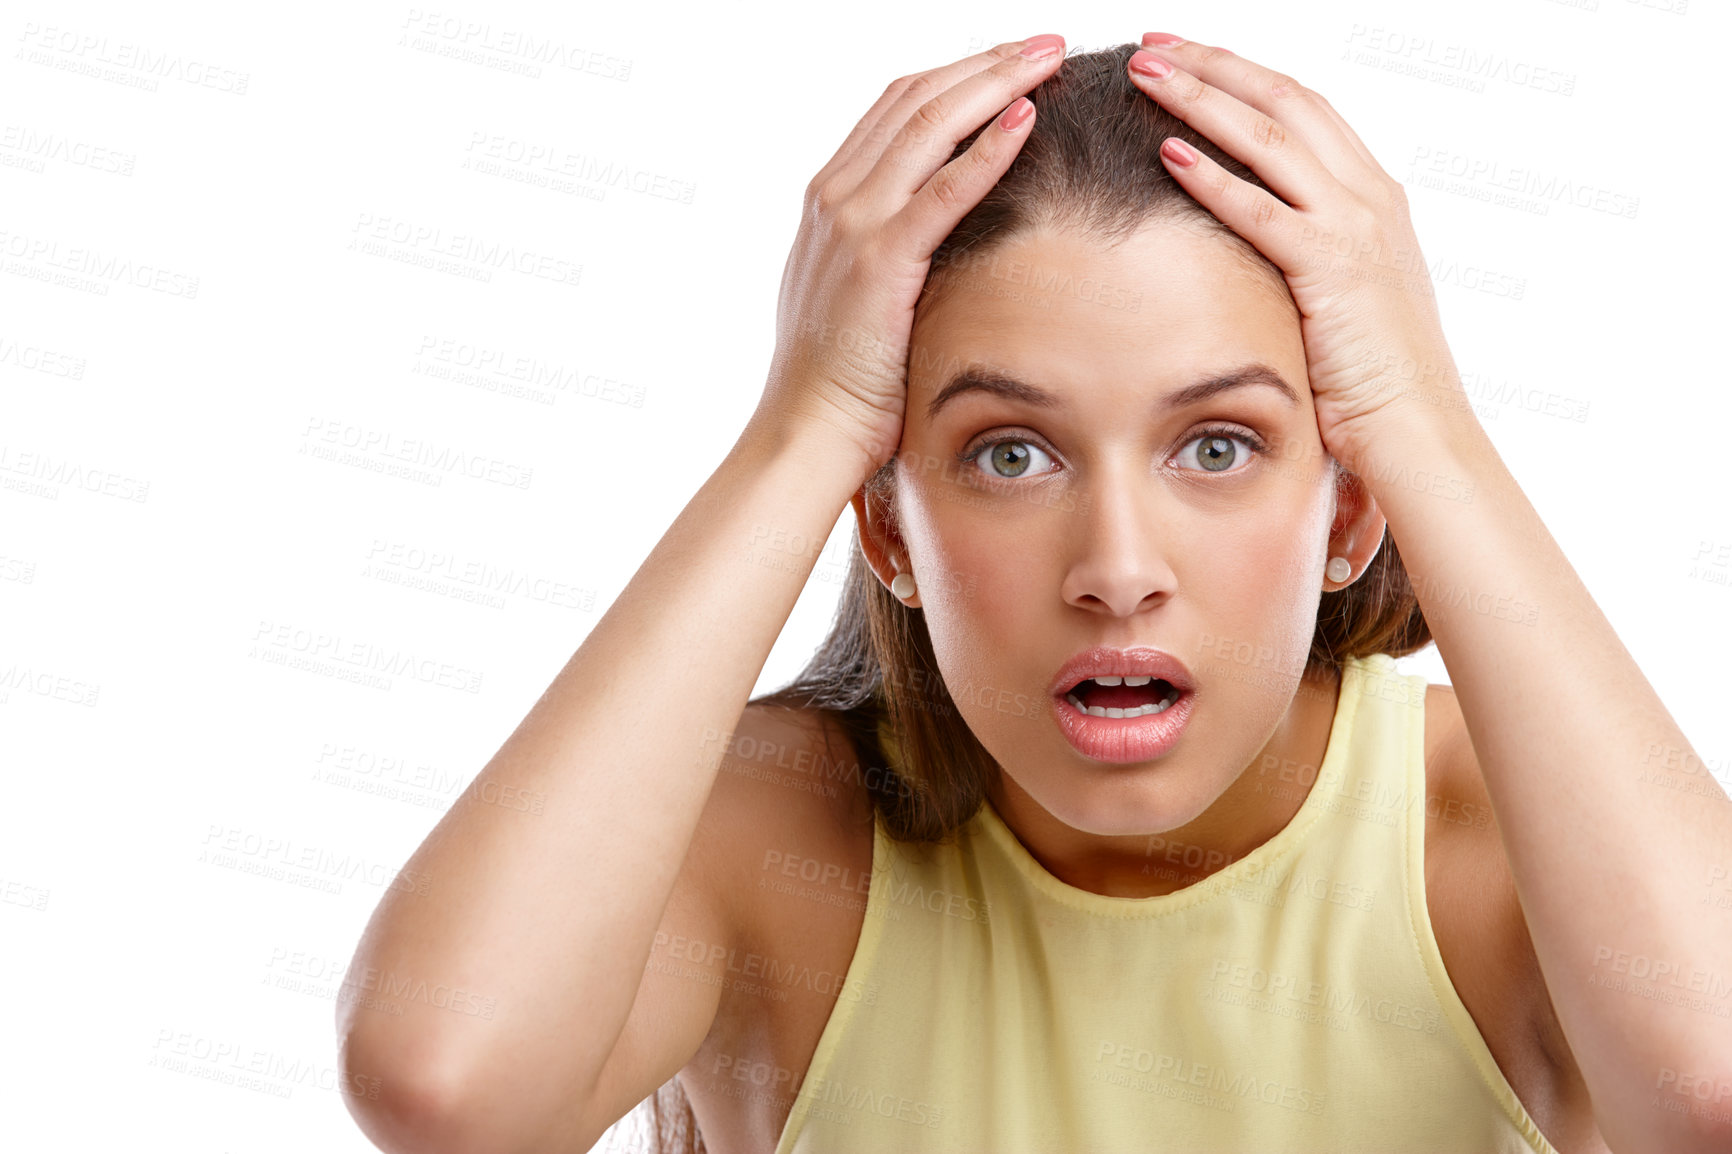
[1191,44,1233,69]
[862,118,898,153]
[1250,114,1288,152]
[805,179,840,217]
[908,95,950,140]
[1385,179,1412,216]
[901,72,943,106]
[1169,72,1209,106]
[924,165,970,214]
[1248,192,1283,231]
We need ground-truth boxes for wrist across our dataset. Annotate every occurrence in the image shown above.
[1338,398,1495,511]
[735,405,885,500]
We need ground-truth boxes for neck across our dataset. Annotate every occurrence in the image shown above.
[985,662,1344,899]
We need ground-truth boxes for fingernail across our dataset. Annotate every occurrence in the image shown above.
[998,98,1034,131]
[1141,33,1185,48]
[1161,138,1198,168]
[1129,50,1173,79]
[1020,34,1064,59]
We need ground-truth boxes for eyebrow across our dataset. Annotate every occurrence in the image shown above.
[924,362,1302,422]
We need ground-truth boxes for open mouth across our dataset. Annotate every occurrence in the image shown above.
[1062,675,1183,718]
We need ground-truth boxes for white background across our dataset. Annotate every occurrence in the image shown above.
[2,0,1726,1150]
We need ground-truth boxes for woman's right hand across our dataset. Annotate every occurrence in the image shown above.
[753,35,1067,488]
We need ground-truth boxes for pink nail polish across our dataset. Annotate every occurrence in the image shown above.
[1142,33,1185,47]
[1161,139,1198,168]
[1129,50,1173,79]
[1020,34,1064,59]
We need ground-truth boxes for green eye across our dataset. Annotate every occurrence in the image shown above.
[1194,436,1237,471]
[1175,430,1259,474]
[970,439,1055,480]
[989,443,1030,477]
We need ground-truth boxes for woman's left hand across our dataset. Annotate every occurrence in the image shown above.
[1126,34,1468,475]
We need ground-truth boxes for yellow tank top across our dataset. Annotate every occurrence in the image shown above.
[771,653,1560,1153]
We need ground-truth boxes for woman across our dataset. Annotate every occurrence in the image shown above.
[336,36,1732,1154]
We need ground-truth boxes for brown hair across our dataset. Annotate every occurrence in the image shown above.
[644,39,1430,1152]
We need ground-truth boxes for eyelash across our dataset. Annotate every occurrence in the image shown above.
[956,424,1269,483]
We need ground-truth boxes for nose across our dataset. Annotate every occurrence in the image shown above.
[1059,465,1180,617]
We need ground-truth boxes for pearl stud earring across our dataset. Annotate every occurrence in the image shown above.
[1326,556,1353,584]
[890,572,917,600]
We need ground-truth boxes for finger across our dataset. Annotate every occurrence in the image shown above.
[880,95,1037,263]
[1146,34,1388,179]
[851,36,1064,204]
[812,65,991,193]
[809,75,926,192]
[819,37,1061,197]
[1152,132,1309,278]
[1133,37,1387,201]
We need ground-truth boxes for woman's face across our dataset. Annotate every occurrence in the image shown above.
[866,220,1381,839]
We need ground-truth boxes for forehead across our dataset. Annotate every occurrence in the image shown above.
[910,222,1300,398]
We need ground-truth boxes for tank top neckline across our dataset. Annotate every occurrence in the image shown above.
[960,653,1382,919]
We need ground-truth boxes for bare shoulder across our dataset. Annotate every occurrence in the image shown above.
[1422,682,1609,1151]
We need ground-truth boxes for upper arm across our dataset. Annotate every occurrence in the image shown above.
[564,701,817,1151]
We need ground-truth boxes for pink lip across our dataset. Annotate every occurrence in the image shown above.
[1046,645,1197,764]
[1046,644,1196,699]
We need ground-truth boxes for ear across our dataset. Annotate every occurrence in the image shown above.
[849,480,921,608]
[1324,465,1388,593]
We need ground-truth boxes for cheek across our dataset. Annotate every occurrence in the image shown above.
[916,522,1045,659]
[1186,499,1331,665]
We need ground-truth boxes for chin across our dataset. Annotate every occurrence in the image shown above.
[1035,775,1214,838]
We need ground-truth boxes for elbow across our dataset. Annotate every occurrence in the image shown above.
[336,1025,488,1154]
[336,1024,575,1154]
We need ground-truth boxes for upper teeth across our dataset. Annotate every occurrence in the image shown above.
[1065,678,1180,719]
